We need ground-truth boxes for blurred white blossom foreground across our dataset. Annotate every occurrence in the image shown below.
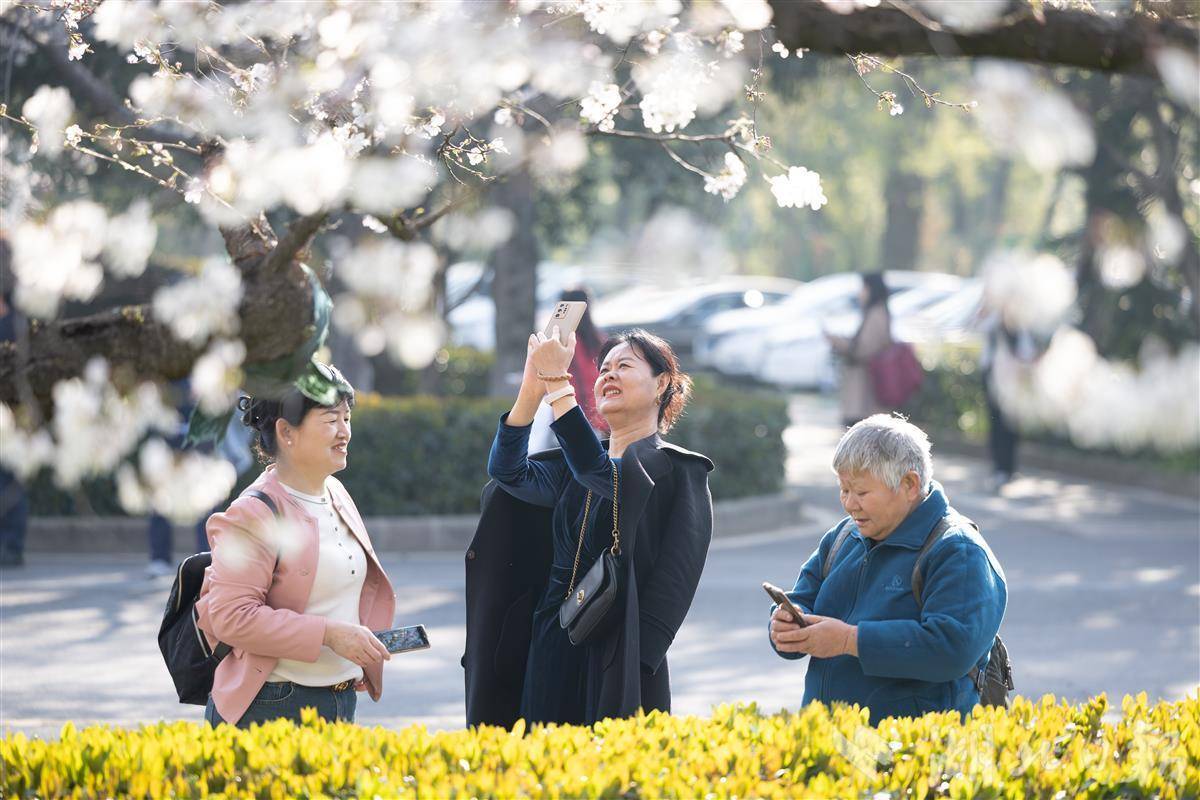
[1,0,840,520]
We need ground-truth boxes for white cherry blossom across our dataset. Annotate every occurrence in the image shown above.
[191,339,247,415]
[580,82,622,132]
[22,85,74,158]
[767,166,828,210]
[152,259,243,346]
[116,438,238,523]
[703,152,748,201]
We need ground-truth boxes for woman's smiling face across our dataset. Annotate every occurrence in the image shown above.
[595,342,664,426]
[280,399,353,476]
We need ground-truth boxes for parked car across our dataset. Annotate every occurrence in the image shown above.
[893,280,984,346]
[697,271,951,377]
[445,262,632,351]
[592,276,801,357]
[755,278,974,389]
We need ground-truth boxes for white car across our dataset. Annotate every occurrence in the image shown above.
[755,278,973,389]
[893,281,984,346]
[445,262,632,351]
[592,276,800,355]
[698,271,953,377]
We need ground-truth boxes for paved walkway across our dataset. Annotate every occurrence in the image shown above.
[2,394,1197,737]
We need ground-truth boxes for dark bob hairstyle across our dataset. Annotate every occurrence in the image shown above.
[596,329,692,434]
[237,362,355,465]
[861,272,890,311]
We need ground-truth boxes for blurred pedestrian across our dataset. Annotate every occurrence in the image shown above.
[145,415,254,577]
[195,362,396,728]
[0,291,27,569]
[467,329,713,727]
[768,414,1009,724]
[980,311,1044,492]
[826,273,893,427]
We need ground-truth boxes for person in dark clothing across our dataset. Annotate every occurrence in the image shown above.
[0,292,27,568]
[979,312,1044,492]
[465,328,714,728]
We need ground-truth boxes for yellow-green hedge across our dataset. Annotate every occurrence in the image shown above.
[3,695,1196,798]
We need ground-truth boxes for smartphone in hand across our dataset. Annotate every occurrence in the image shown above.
[542,301,587,345]
[374,624,431,655]
[762,582,807,627]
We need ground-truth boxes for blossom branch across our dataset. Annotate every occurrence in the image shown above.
[260,212,331,279]
[847,54,977,114]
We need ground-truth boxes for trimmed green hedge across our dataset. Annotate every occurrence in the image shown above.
[29,383,789,517]
[336,394,512,515]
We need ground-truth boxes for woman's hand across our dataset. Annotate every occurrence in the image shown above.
[771,608,857,659]
[530,329,576,379]
[323,621,392,667]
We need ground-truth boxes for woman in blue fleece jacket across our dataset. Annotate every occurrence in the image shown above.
[769,414,1007,724]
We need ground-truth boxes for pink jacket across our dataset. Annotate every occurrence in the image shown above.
[195,467,396,725]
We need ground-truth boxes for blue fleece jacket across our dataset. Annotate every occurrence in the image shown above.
[772,482,1006,724]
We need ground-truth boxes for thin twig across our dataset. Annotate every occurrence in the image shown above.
[846,53,976,112]
[596,128,735,143]
[659,142,711,179]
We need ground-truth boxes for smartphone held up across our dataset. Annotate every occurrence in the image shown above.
[542,301,587,344]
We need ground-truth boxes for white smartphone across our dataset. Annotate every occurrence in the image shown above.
[541,301,587,345]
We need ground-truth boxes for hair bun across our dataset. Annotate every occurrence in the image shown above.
[238,395,264,429]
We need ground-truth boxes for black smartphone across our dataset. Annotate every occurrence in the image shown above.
[374,624,431,654]
[762,582,807,627]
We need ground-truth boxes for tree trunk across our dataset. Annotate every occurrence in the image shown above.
[881,167,924,274]
[488,170,539,396]
[768,1,1198,81]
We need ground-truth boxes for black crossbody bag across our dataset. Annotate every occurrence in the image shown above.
[558,462,622,646]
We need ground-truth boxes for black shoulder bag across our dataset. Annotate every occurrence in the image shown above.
[558,462,622,646]
[158,489,279,705]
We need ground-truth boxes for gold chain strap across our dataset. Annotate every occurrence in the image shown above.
[564,462,620,598]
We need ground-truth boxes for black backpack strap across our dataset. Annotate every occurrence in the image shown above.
[208,489,281,661]
[911,515,954,605]
[821,518,855,581]
[243,489,281,518]
[911,513,987,687]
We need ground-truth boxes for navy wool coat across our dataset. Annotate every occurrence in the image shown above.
[463,429,714,728]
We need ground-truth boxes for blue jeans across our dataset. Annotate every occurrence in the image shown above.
[148,513,211,564]
[204,681,358,728]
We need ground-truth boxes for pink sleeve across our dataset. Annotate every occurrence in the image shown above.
[196,501,326,662]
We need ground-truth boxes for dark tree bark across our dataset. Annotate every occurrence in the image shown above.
[488,169,539,396]
[769,1,1198,81]
[0,213,320,411]
[880,166,924,273]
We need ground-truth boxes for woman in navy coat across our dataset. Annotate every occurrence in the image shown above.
[464,329,713,727]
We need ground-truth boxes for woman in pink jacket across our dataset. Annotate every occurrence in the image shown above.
[196,363,396,727]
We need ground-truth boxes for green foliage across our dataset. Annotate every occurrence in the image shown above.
[904,343,989,441]
[336,394,512,515]
[29,383,789,517]
[4,695,1196,798]
[370,347,495,397]
[669,377,789,499]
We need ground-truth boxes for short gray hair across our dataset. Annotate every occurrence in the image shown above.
[831,414,933,490]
